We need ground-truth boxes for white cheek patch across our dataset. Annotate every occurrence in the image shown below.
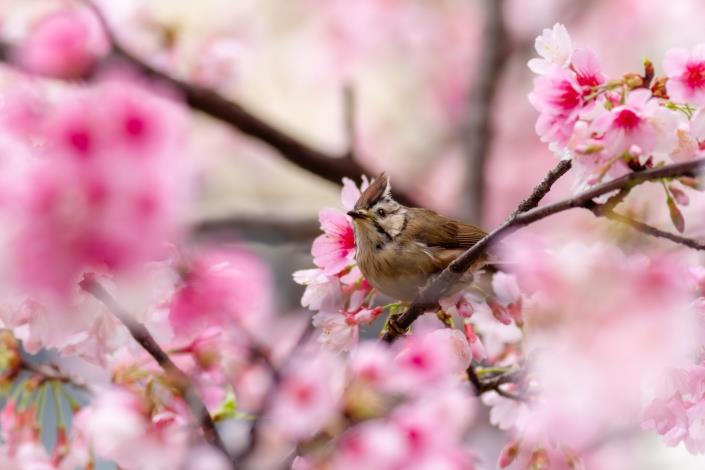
[385,213,406,238]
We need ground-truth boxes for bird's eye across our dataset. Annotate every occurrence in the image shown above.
[376,208,386,217]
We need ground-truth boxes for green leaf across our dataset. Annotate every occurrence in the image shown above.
[667,195,685,233]
[211,387,238,422]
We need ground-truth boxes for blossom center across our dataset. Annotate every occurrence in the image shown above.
[556,81,581,110]
[685,61,705,90]
[613,109,640,131]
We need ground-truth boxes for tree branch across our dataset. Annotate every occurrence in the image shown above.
[599,209,705,251]
[78,275,235,468]
[0,5,417,206]
[461,0,510,224]
[192,215,320,244]
[508,159,573,219]
[466,364,524,401]
[382,157,705,342]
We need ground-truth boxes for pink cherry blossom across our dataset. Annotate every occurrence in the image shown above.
[71,386,189,469]
[312,310,359,352]
[268,352,343,440]
[529,66,584,144]
[664,45,705,105]
[311,209,356,275]
[5,78,192,301]
[341,176,370,211]
[348,342,394,388]
[392,328,472,391]
[592,89,657,156]
[293,268,342,311]
[168,248,272,337]
[17,9,109,79]
[527,23,573,75]
[571,48,606,88]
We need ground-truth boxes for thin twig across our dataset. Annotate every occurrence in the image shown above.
[79,276,235,468]
[600,209,705,251]
[461,0,509,224]
[382,157,705,342]
[23,362,91,392]
[508,159,573,219]
[466,363,523,401]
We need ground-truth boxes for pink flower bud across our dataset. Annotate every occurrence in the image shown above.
[18,10,108,79]
[497,439,521,468]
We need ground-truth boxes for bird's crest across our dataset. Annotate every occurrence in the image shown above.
[354,172,392,210]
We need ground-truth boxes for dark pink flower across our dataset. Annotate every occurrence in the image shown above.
[529,66,586,145]
[312,209,356,275]
[7,79,191,300]
[592,89,657,155]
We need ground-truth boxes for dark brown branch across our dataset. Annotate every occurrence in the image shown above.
[0,5,417,206]
[600,209,705,251]
[508,159,572,219]
[79,276,235,467]
[192,215,320,244]
[461,0,510,224]
[382,157,705,342]
[466,364,523,401]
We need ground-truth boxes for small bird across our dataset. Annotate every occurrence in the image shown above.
[347,173,487,301]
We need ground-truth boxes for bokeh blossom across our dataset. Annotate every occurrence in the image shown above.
[16,8,109,79]
[1,77,192,302]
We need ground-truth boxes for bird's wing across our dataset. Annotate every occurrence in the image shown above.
[406,208,487,250]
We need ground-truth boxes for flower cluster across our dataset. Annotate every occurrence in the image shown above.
[643,364,705,454]
[488,241,702,466]
[288,328,478,470]
[528,23,703,223]
[0,76,192,303]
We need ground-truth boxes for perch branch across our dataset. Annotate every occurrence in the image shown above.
[382,157,705,342]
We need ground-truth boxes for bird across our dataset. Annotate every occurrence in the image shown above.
[347,173,488,301]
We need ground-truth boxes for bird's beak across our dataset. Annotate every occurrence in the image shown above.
[347,210,367,220]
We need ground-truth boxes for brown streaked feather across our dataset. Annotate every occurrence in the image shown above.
[405,208,487,250]
[354,173,389,210]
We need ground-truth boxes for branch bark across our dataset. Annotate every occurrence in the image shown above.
[382,157,705,342]
[192,215,320,244]
[599,208,705,251]
[461,0,510,224]
[79,276,235,468]
[0,5,417,206]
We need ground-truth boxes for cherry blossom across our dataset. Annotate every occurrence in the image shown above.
[664,44,705,105]
[311,208,356,275]
[592,89,657,156]
[71,386,189,470]
[268,352,344,440]
[527,23,573,75]
[16,8,109,79]
[2,77,192,302]
[168,247,273,338]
